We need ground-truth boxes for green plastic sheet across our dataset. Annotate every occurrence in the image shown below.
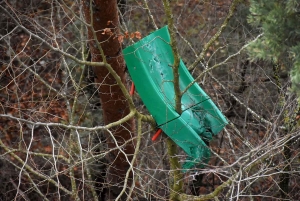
[123,26,228,171]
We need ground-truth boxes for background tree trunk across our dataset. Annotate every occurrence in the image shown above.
[82,0,135,199]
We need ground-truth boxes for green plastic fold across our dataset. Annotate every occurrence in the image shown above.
[123,26,228,171]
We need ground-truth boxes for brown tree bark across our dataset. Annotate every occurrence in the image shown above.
[82,0,135,199]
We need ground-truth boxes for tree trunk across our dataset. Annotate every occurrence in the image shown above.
[82,0,135,199]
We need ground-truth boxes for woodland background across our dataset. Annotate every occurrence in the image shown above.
[0,0,300,200]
